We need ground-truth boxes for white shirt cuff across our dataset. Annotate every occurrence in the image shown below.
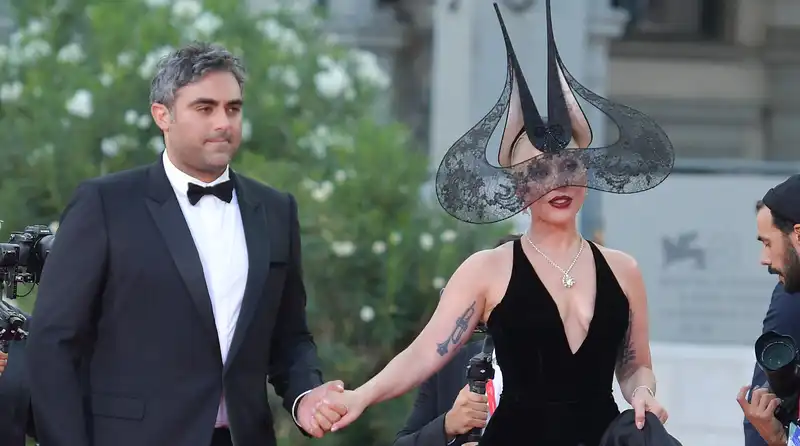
[447,438,456,445]
[291,389,314,426]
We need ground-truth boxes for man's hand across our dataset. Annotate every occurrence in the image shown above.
[296,381,348,438]
[444,384,488,440]
[737,385,787,446]
[0,351,7,374]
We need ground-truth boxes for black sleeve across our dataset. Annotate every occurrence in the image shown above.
[393,375,453,446]
[267,194,323,433]
[26,182,107,446]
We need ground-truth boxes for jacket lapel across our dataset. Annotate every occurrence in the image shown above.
[144,160,221,351]
[224,172,270,372]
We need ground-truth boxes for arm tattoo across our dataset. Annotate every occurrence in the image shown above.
[617,309,636,374]
[436,301,476,357]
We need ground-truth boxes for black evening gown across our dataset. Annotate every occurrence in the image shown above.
[480,239,630,446]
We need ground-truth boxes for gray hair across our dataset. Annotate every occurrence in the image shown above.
[149,42,246,108]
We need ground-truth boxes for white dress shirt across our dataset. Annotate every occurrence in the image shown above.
[162,151,249,428]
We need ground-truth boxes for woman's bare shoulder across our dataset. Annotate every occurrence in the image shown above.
[593,243,641,277]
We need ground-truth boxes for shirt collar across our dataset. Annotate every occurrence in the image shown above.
[162,149,230,197]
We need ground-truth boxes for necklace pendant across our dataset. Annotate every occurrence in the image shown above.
[562,274,576,288]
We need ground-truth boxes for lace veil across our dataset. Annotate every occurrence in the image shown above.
[435,1,675,224]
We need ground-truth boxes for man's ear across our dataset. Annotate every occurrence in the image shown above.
[151,103,171,132]
[793,224,800,246]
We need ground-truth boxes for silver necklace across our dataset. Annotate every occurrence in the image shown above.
[523,233,585,288]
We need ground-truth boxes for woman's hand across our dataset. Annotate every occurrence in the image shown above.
[0,351,6,374]
[631,387,668,429]
[326,389,369,432]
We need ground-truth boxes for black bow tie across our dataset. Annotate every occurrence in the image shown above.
[187,180,234,205]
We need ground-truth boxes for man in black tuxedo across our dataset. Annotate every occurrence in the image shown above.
[0,311,36,446]
[393,235,517,446]
[26,42,344,446]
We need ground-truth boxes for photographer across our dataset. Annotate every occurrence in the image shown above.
[738,174,800,445]
[0,308,36,446]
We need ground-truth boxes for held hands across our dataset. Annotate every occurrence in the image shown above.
[737,385,787,446]
[631,386,668,430]
[444,384,489,439]
[296,381,348,438]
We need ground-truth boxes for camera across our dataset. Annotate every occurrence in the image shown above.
[0,224,55,299]
[754,330,800,426]
[0,224,54,353]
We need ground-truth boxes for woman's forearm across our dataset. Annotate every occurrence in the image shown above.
[620,366,656,403]
[355,346,434,406]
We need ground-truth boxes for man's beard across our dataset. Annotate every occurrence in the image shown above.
[779,243,800,293]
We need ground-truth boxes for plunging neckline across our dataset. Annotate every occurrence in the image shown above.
[519,241,600,356]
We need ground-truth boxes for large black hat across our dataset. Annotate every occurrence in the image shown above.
[435,1,675,224]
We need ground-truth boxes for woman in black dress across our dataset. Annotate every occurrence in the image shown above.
[317,2,675,444]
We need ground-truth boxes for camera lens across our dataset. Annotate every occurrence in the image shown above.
[761,341,796,371]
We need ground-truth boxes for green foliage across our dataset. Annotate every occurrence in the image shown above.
[0,0,510,444]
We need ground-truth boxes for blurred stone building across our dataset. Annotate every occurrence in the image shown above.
[310,0,800,163]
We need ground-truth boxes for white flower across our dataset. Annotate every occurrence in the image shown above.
[101,135,137,158]
[334,170,347,183]
[440,230,457,243]
[21,39,51,62]
[331,241,355,257]
[256,19,306,55]
[0,82,23,101]
[419,233,434,251]
[56,43,85,64]
[310,180,333,202]
[99,73,113,87]
[117,52,135,67]
[432,277,446,289]
[136,115,150,129]
[48,221,59,233]
[359,305,375,322]
[349,49,391,89]
[389,232,402,245]
[193,12,222,36]
[314,59,352,99]
[371,241,386,254]
[25,20,47,36]
[124,110,138,125]
[144,0,170,7]
[297,125,354,158]
[300,178,316,191]
[149,136,165,153]
[285,94,299,107]
[139,46,174,79]
[101,138,121,158]
[171,0,202,19]
[242,120,252,141]
[65,90,93,118]
[280,67,301,89]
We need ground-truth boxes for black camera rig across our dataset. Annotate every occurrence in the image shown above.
[0,224,55,352]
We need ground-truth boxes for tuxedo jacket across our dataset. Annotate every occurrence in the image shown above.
[599,410,682,446]
[393,341,483,446]
[0,313,36,446]
[26,159,323,446]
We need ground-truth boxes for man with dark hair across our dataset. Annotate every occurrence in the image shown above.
[739,176,800,446]
[393,234,519,446]
[26,42,344,446]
